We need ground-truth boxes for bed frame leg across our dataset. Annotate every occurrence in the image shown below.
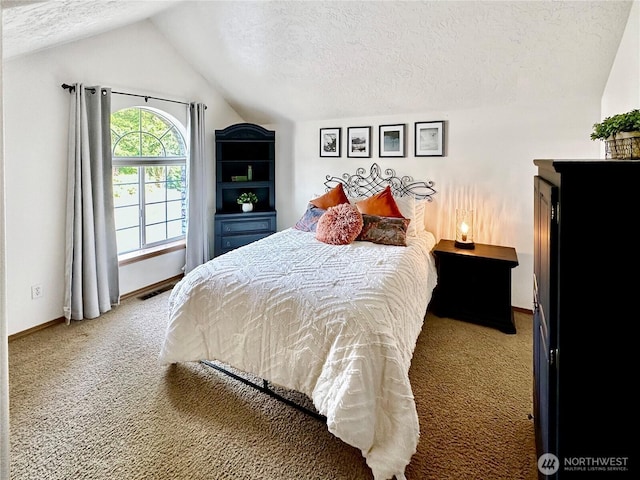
[200,360,326,422]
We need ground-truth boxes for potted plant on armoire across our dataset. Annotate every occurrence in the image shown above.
[591,108,640,159]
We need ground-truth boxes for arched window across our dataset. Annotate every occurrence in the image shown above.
[111,107,187,254]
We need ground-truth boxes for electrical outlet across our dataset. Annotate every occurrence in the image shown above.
[31,284,43,299]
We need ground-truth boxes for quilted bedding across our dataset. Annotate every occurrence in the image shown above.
[159,227,438,480]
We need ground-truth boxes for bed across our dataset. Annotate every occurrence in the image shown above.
[159,164,437,480]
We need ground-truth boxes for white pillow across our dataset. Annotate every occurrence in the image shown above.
[392,195,417,237]
[414,199,428,234]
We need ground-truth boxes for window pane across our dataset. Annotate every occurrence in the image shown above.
[111,108,140,139]
[168,166,184,197]
[116,227,140,253]
[166,200,183,221]
[146,203,166,225]
[113,166,139,184]
[167,219,183,238]
[114,132,142,157]
[145,166,166,182]
[146,223,167,244]
[115,205,139,230]
[162,126,186,156]
[141,132,164,157]
[167,165,184,181]
[142,109,170,136]
[113,183,139,208]
[167,165,182,180]
[167,182,183,201]
[146,182,166,203]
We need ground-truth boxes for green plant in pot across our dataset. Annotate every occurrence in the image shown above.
[591,109,640,159]
[237,192,258,212]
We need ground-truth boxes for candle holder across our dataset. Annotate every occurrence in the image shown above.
[455,209,475,249]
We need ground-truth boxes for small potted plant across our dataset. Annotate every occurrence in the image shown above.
[591,109,640,159]
[237,192,258,212]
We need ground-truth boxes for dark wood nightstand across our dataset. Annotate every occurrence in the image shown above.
[430,239,519,334]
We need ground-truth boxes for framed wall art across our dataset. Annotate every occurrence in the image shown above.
[379,124,405,157]
[320,127,341,157]
[415,121,445,157]
[347,126,371,158]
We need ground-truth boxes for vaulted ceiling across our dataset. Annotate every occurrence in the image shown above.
[2,0,634,124]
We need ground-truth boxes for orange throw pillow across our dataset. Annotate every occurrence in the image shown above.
[310,183,350,209]
[356,185,405,218]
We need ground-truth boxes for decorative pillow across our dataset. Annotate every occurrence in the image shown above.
[355,185,405,218]
[350,191,420,236]
[414,199,428,233]
[358,214,411,246]
[316,203,363,245]
[310,183,350,209]
[294,203,326,232]
[392,195,417,237]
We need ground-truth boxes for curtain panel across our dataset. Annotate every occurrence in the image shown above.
[64,84,120,321]
[185,102,209,273]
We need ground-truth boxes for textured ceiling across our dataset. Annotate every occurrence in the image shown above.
[1,0,184,58]
[2,1,634,123]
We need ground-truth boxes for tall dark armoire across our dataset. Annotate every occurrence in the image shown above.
[213,123,276,257]
[533,159,635,479]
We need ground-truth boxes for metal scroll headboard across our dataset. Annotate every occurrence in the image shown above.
[324,163,436,200]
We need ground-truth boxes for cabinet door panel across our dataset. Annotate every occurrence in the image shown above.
[221,232,273,250]
[221,218,274,234]
[533,175,558,469]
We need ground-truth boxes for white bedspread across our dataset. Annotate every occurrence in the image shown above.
[159,228,438,480]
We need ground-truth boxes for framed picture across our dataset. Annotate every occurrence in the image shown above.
[379,124,405,157]
[320,127,341,157]
[415,121,445,157]
[347,126,371,158]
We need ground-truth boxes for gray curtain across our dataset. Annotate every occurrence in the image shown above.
[64,84,120,321]
[185,103,209,273]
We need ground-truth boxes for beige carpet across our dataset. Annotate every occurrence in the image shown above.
[9,291,537,480]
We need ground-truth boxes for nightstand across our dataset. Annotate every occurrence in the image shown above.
[430,239,519,334]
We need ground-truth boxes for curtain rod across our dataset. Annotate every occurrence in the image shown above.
[61,83,206,109]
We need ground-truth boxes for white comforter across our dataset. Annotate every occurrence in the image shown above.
[159,228,438,480]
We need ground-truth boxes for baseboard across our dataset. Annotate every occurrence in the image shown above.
[9,317,66,342]
[9,275,184,342]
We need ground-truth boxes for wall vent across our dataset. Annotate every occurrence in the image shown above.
[138,283,175,300]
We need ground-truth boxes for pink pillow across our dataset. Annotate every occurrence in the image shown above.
[316,203,363,245]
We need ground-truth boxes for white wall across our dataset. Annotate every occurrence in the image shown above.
[3,21,242,335]
[602,0,640,117]
[284,97,602,311]
[0,8,12,477]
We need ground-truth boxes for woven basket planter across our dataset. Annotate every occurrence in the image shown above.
[605,131,640,159]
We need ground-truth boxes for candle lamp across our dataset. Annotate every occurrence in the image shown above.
[455,209,475,249]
